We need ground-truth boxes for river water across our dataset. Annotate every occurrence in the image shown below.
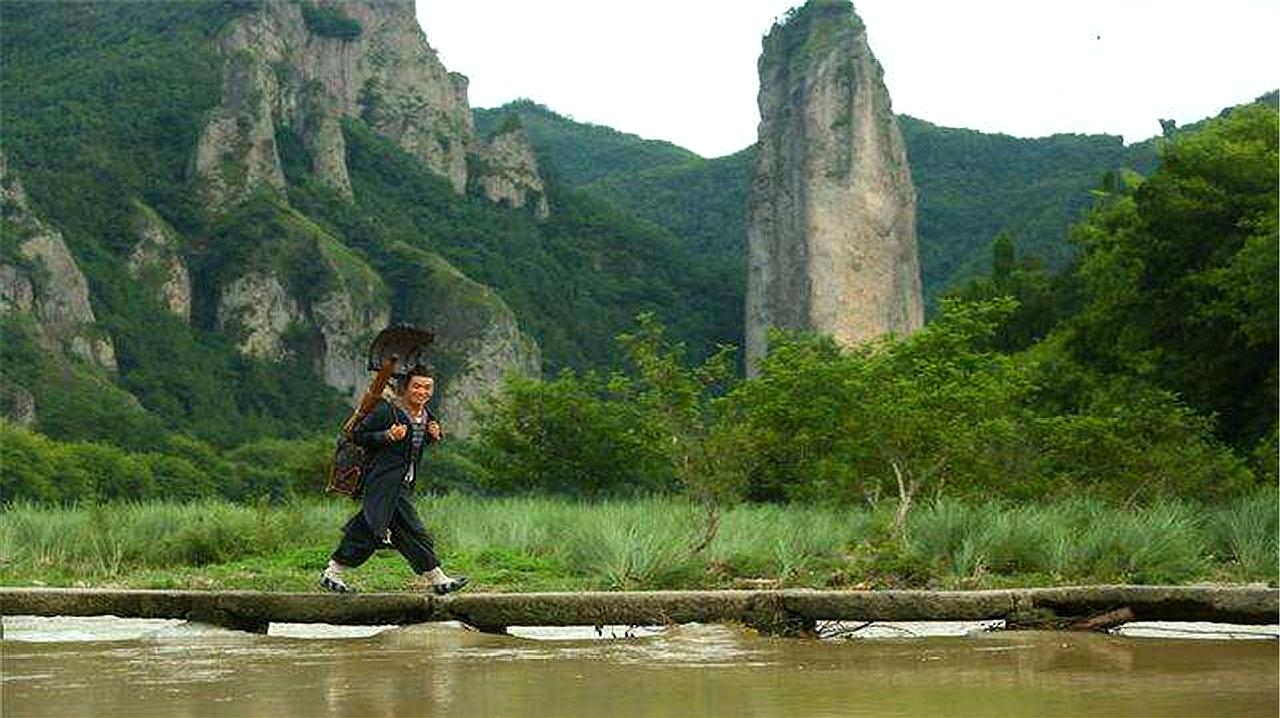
[2,616,1277,717]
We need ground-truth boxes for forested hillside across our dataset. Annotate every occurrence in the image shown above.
[478,101,1165,304]
[0,1,737,454]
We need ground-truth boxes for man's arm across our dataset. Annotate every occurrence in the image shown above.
[352,401,398,448]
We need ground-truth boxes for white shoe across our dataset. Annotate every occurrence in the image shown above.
[319,569,356,594]
[432,576,469,596]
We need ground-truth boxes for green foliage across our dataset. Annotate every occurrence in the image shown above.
[195,193,343,314]
[0,421,62,503]
[477,99,1166,320]
[1027,376,1254,503]
[474,100,701,187]
[0,1,228,246]
[472,275,1259,513]
[476,102,750,349]
[0,314,170,451]
[899,116,1159,302]
[473,314,744,505]
[0,421,331,505]
[582,147,754,258]
[1064,104,1279,447]
[616,314,741,505]
[491,112,524,137]
[472,372,668,497]
[102,279,350,448]
[299,119,737,371]
[300,3,361,40]
[2,2,347,448]
[945,231,1084,352]
[723,298,1027,514]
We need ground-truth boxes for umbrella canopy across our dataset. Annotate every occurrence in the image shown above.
[366,323,435,375]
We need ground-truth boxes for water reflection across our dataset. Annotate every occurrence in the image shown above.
[2,617,1277,718]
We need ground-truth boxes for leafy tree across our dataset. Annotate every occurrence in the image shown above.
[945,231,1084,352]
[472,312,742,516]
[1028,377,1254,503]
[473,371,667,498]
[616,314,741,550]
[0,420,61,502]
[1064,104,1278,448]
[61,442,156,502]
[723,298,1028,537]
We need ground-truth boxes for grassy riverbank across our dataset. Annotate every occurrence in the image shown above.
[1,492,1275,593]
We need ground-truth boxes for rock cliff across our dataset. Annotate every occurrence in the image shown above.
[392,245,541,438]
[127,200,193,323]
[212,199,391,403]
[192,1,545,416]
[194,0,543,214]
[745,0,922,373]
[473,122,551,218]
[0,152,118,373]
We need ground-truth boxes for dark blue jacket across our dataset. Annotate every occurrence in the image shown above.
[351,399,438,534]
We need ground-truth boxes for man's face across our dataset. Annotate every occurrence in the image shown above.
[406,375,434,406]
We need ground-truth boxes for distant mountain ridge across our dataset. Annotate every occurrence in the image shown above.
[479,101,1174,305]
[487,88,1274,306]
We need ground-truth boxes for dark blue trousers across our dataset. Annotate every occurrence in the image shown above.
[331,491,440,574]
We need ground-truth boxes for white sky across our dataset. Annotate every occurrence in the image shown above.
[415,1,1278,158]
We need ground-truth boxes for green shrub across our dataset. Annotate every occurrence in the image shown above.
[473,372,670,497]
[0,421,60,503]
[1031,377,1255,502]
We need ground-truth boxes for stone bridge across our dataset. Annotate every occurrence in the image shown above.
[2,585,1276,636]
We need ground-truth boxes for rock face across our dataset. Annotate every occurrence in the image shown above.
[194,0,542,213]
[745,0,923,373]
[0,152,118,373]
[127,200,193,322]
[213,200,391,403]
[395,247,541,438]
[473,124,551,218]
[217,271,302,361]
[192,1,546,411]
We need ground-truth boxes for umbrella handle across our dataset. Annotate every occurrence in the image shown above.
[342,356,399,435]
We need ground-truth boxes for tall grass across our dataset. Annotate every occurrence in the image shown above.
[710,503,869,579]
[906,495,1260,585]
[1204,487,1280,583]
[0,492,1274,590]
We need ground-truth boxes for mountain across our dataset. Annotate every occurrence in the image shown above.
[0,0,736,447]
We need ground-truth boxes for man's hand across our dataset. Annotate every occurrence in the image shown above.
[387,423,408,441]
[427,420,442,441]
